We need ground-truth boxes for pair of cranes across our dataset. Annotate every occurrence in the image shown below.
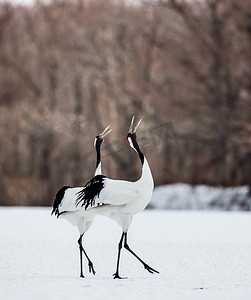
[51,117,159,279]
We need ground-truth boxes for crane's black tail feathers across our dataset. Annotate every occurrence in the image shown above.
[75,175,106,209]
[51,186,71,217]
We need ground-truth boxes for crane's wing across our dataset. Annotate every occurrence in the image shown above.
[75,175,107,209]
[96,178,138,206]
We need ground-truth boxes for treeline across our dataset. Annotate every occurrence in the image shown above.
[0,0,250,206]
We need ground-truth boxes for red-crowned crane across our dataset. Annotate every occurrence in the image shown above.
[76,117,159,279]
[51,125,111,278]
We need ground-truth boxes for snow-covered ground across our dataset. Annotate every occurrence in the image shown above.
[151,184,251,210]
[0,207,251,300]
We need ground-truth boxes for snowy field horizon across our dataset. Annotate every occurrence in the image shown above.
[1,207,251,300]
[151,184,251,211]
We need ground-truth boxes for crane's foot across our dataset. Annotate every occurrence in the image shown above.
[88,261,96,275]
[80,274,85,278]
[143,263,159,274]
[113,272,127,279]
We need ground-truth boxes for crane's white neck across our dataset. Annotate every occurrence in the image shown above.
[94,162,102,176]
[138,157,154,189]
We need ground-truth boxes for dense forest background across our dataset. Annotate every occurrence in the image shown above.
[0,0,250,206]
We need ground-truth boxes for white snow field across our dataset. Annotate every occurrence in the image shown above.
[0,208,251,300]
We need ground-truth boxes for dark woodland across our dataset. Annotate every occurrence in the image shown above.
[0,0,250,206]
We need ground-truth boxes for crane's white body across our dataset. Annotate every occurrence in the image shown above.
[90,159,153,231]
[57,187,95,232]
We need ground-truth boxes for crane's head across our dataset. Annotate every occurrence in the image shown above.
[126,116,142,149]
[94,125,112,148]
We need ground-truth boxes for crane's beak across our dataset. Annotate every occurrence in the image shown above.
[99,125,112,138]
[134,118,142,132]
[129,116,135,133]
[129,116,142,133]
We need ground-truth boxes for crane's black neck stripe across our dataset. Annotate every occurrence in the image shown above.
[51,185,70,217]
[130,134,144,165]
[75,175,106,209]
[95,140,101,168]
[96,150,101,169]
[135,144,144,165]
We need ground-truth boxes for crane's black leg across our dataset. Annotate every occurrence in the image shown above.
[113,232,127,279]
[78,234,96,277]
[124,233,159,275]
[78,234,84,278]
